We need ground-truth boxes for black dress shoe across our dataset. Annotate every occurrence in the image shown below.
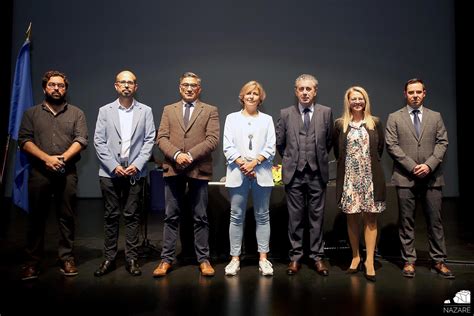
[94,260,116,277]
[126,260,142,276]
[315,260,329,276]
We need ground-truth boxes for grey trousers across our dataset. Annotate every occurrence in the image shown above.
[397,186,447,263]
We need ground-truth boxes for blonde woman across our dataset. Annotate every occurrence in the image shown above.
[223,81,276,276]
[333,86,386,282]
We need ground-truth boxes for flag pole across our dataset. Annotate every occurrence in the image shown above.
[26,22,32,41]
[0,137,10,186]
[0,22,32,185]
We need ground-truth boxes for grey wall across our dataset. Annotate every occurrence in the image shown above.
[10,0,458,197]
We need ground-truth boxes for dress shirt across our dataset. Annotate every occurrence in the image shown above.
[118,100,136,162]
[407,105,423,124]
[298,103,314,122]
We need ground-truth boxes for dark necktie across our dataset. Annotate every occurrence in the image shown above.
[184,103,192,127]
[303,108,311,131]
[412,109,421,138]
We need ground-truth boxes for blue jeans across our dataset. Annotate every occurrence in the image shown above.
[228,178,272,256]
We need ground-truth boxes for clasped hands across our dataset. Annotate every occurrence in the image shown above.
[412,163,431,178]
[235,157,256,178]
[114,164,139,177]
[175,152,193,170]
[45,155,65,172]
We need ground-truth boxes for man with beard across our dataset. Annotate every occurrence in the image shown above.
[93,70,155,277]
[18,70,88,280]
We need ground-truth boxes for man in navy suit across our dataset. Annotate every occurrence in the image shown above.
[94,70,155,277]
[276,74,334,276]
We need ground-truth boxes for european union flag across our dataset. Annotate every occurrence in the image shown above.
[9,39,34,212]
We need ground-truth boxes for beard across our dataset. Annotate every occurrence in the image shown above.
[45,93,66,105]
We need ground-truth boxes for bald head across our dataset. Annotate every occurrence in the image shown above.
[114,70,138,99]
[116,70,136,82]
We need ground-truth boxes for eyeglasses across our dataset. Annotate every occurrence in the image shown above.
[180,83,200,90]
[47,82,66,89]
[116,80,136,86]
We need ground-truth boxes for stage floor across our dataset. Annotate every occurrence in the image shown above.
[0,198,473,315]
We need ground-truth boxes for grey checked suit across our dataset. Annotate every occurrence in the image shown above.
[386,106,449,263]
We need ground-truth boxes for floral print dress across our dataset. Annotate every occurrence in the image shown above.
[339,121,385,214]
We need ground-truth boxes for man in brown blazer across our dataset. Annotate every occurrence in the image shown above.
[153,72,220,277]
[386,78,454,279]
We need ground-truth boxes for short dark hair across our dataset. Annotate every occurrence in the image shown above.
[404,78,425,92]
[42,70,69,89]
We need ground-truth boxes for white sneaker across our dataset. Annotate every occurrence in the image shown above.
[259,259,273,276]
[225,259,240,276]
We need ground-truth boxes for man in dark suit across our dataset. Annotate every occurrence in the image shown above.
[276,74,333,276]
[153,72,220,277]
[386,78,454,279]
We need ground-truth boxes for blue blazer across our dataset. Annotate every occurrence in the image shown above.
[94,99,156,178]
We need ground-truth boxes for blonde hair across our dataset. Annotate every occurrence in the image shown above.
[238,80,266,107]
[340,86,376,133]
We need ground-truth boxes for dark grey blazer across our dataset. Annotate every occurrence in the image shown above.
[385,106,448,187]
[276,104,334,185]
[333,118,386,203]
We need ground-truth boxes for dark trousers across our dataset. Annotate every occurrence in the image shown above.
[161,175,210,263]
[26,166,78,265]
[99,176,144,262]
[397,186,447,263]
[285,168,326,262]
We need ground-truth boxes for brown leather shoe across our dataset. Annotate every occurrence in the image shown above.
[21,264,39,281]
[153,261,172,277]
[60,259,79,276]
[431,262,455,279]
[402,262,416,278]
[199,260,215,277]
[287,261,301,275]
[315,260,329,276]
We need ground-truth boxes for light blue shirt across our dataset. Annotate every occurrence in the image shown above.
[117,99,136,162]
[407,105,423,124]
[223,110,276,187]
[298,103,314,121]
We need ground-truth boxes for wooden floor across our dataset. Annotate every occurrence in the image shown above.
[0,198,473,316]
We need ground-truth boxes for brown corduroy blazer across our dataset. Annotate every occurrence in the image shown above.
[156,100,220,180]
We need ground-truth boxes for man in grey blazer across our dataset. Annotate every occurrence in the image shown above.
[94,70,156,277]
[153,72,220,277]
[276,74,334,276]
[386,78,454,279]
